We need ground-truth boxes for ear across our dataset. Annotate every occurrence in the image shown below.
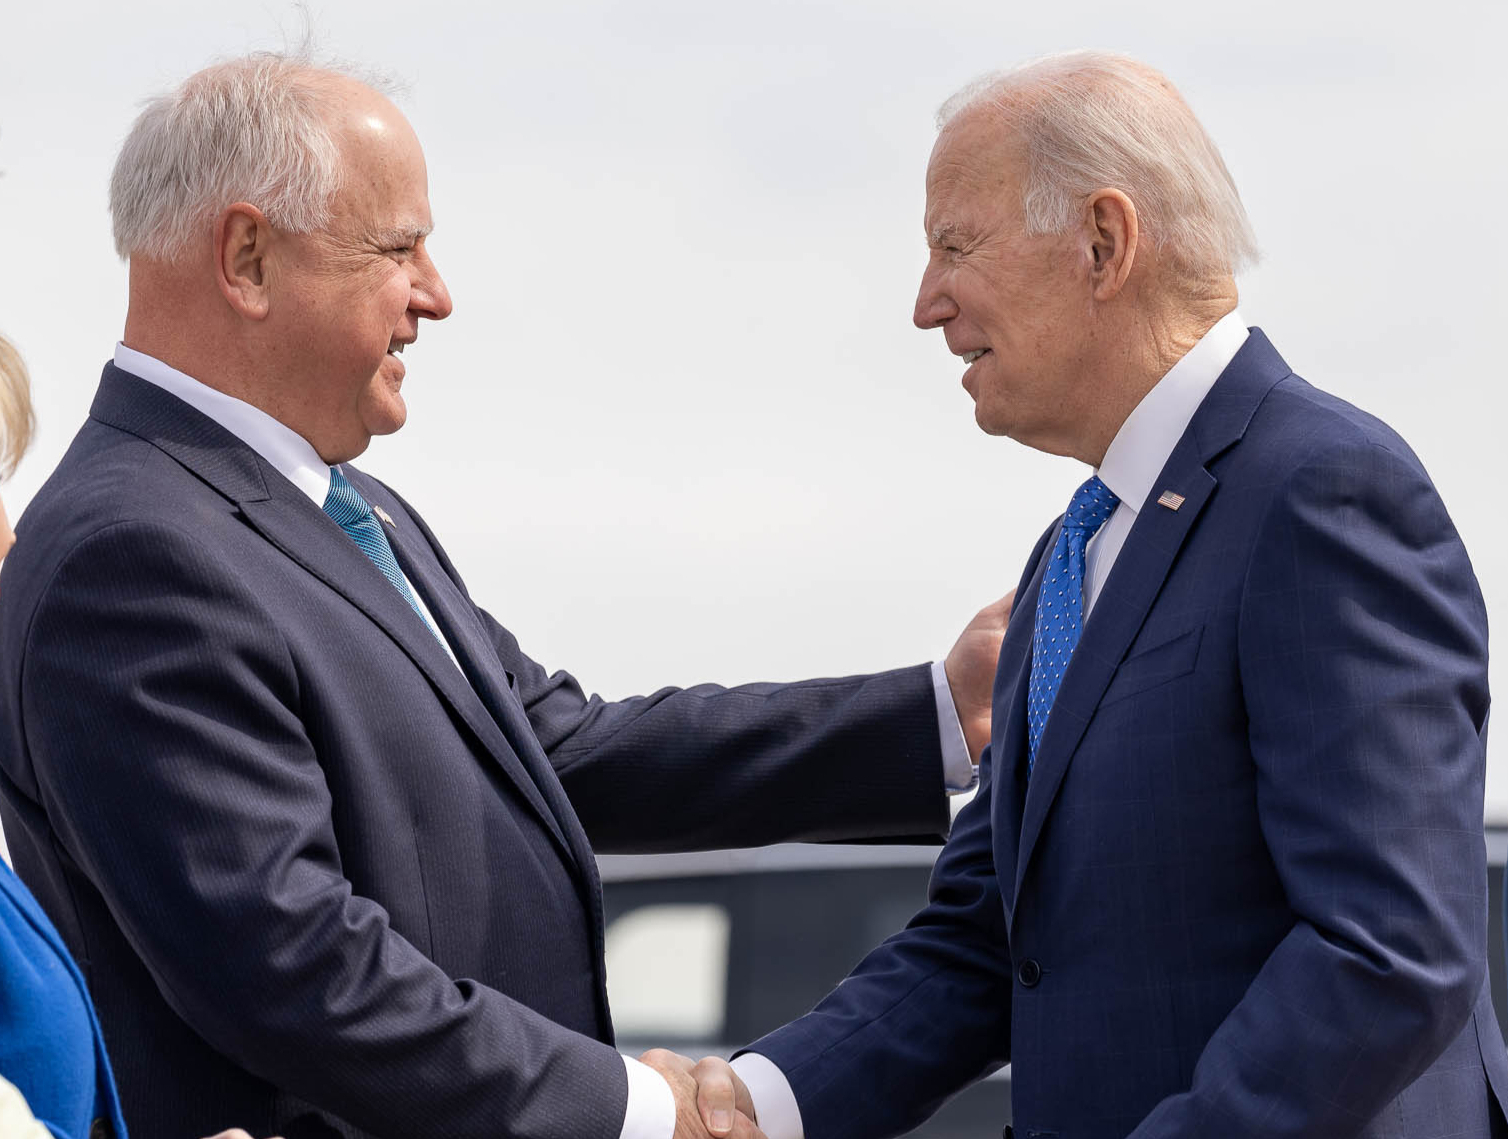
[1085,189,1138,301]
[214,203,273,320]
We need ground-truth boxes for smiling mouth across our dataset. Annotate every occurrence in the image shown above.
[961,349,990,365]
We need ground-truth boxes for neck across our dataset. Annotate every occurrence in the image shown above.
[123,259,238,392]
[1073,279,1238,466]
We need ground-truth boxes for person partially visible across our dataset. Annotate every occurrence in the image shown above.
[0,1076,52,1139]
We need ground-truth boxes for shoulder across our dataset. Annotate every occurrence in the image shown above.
[1232,374,1484,629]
[1241,372,1428,481]
[1,441,272,672]
[12,420,236,576]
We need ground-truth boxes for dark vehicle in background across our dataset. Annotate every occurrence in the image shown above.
[600,827,1508,1138]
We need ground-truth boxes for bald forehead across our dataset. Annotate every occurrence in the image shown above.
[307,73,414,145]
[933,106,1025,178]
[925,110,1022,227]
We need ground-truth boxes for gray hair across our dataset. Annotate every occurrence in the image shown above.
[938,51,1259,281]
[109,51,399,262]
[0,334,35,481]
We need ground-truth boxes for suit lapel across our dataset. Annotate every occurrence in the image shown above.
[991,539,1049,929]
[371,501,586,870]
[365,483,612,1029]
[1010,330,1293,910]
[90,366,577,869]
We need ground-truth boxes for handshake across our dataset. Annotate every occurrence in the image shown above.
[641,1050,762,1139]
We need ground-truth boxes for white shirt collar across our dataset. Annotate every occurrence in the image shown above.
[1096,309,1249,515]
[113,343,333,506]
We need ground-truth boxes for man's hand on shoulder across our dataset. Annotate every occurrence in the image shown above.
[944,590,1015,762]
[640,1050,762,1139]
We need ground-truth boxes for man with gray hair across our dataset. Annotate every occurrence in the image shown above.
[0,51,1011,1139]
[668,51,1508,1138]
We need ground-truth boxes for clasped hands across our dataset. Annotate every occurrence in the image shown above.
[641,1050,761,1139]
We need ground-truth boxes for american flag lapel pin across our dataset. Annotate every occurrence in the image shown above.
[373,506,396,527]
[1156,489,1185,511]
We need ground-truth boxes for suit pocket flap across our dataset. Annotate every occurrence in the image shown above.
[1100,626,1203,707]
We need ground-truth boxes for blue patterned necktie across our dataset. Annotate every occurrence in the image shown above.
[1027,475,1120,775]
[322,467,443,645]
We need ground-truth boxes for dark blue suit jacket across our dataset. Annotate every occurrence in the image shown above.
[0,365,949,1139]
[748,330,1508,1138]
[0,858,127,1139]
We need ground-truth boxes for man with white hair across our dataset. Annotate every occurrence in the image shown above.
[668,51,1508,1138]
[0,53,1011,1139]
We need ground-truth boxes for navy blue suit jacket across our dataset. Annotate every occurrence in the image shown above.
[748,330,1508,1138]
[0,365,949,1139]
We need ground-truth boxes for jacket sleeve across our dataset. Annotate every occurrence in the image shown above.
[736,739,1014,1139]
[715,523,1056,1139]
[366,477,953,854]
[1130,439,1492,1136]
[477,614,952,852]
[18,521,630,1139]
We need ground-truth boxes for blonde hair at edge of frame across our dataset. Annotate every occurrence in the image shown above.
[0,334,34,481]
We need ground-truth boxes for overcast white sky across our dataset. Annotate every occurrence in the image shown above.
[2,0,1506,817]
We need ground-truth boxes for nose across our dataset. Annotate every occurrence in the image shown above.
[411,245,454,321]
[913,254,956,330]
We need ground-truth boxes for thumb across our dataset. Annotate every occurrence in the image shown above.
[693,1057,742,1135]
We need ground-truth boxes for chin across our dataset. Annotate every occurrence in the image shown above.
[361,389,409,440]
[973,405,1014,438]
[370,409,407,437]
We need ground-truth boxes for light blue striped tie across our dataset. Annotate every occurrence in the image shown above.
[322,467,443,644]
[1026,475,1119,776]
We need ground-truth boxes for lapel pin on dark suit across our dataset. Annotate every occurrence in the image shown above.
[1156,490,1185,511]
[373,506,395,528]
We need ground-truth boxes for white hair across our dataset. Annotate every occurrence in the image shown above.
[938,51,1259,281]
[109,51,400,262]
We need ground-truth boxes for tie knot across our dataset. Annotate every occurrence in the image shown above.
[322,467,373,527]
[1064,475,1119,536]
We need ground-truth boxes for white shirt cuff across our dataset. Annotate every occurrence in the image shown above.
[619,1054,677,1139]
[731,1052,804,1139]
[930,659,978,793]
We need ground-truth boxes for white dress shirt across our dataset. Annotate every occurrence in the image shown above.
[112,343,975,1139]
[731,310,1251,1139]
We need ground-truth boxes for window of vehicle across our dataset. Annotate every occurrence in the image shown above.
[604,902,731,1039]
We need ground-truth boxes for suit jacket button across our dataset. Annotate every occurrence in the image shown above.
[89,1121,113,1139]
[1017,958,1042,987]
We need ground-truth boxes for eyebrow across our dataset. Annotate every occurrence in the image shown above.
[927,221,966,247]
[371,224,433,247]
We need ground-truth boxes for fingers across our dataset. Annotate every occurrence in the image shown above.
[727,1112,767,1139]
[643,1050,761,1139]
[997,587,1017,623]
[640,1047,696,1075]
